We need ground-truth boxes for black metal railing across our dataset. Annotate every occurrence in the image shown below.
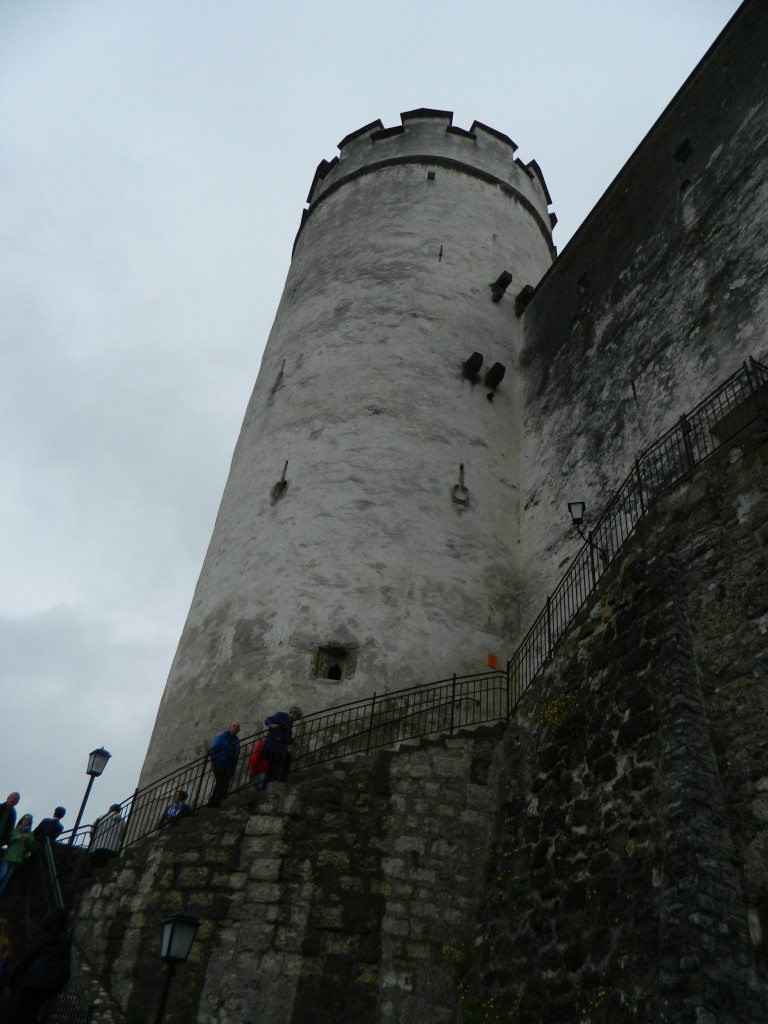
[23,838,94,1023]
[508,356,767,704]
[61,669,508,852]
[58,356,767,859]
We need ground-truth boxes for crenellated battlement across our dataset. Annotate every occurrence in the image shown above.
[302,108,554,235]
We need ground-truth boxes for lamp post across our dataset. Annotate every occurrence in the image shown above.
[68,747,111,846]
[567,502,609,571]
[154,913,200,1024]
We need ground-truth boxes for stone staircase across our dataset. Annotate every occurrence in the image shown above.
[65,723,507,1024]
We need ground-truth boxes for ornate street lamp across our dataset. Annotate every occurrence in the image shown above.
[154,913,200,1024]
[567,501,586,527]
[567,502,609,570]
[68,747,112,846]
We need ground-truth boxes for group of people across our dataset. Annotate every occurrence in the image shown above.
[208,705,304,807]
[0,704,306,889]
[0,796,73,1019]
[148,704,305,829]
[0,793,68,898]
[0,785,128,886]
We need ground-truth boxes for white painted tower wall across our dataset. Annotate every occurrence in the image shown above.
[141,109,555,781]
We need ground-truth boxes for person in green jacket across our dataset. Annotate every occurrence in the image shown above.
[0,815,33,896]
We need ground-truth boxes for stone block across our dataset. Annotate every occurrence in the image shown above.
[408,918,432,940]
[312,904,344,929]
[244,814,284,836]
[394,836,426,856]
[382,857,406,878]
[272,925,303,952]
[245,881,282,902]
[175,864,214,888]
[410,868,437,884]
[319,932,360,955]
[203,846,240,867]
[383,917,409,937]
[248,857,282,881]
[317,848,350,869]
[385,901,408,918]
[380,968,410,991]
[338,874,365,892]
[428,839,457,858]
[406,941,433,960]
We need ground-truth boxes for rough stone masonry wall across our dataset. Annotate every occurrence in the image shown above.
[468,420,768,1022]
[72,729,501,1024]
[72,424,768,1024]
[519,0,768,615]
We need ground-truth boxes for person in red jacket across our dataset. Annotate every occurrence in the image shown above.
[247,737,269,791]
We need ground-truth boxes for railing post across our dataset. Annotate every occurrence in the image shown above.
[635,458,646,515]
[192,755,208,811]
[546,597,553,659]
[120,787,139,852]
[747,357,768,421]
[450,674,456,734]
[41,836,64,908]
[505,660,511,720]
[680,413,695,472]
[365,692,377,754]
[587,531,597,589]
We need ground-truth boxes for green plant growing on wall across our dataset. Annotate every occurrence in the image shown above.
[540,691,585,739]
[579,985,608,1019]
[442,940,526,1023]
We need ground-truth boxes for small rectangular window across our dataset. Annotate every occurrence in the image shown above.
[314,646,349,681]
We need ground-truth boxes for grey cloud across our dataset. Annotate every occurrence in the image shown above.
[0,607,165,825]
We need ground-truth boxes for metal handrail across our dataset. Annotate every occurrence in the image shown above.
[61,669,509,851]
[58,355,767,857]
[508,355,767,707]
[24,837,94,1023]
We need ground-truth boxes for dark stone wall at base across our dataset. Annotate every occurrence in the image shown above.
[73,731,500,1024]
[471,423,768,1022]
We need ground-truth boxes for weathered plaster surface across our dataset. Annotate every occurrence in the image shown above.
[141,116,554,781]
[142,3,767,800]
[305,111,552,243]
[518,0,768,621]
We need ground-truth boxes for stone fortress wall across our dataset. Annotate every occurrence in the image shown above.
[142,0,768,787]
[141,110,555,784]
[518,0,768,620]
[75,728,502,1024]
[469,418,768,1022]
[95,4,768,1020]
[73,416,768,1023]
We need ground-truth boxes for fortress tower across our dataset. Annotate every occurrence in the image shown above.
[141,109,555,780]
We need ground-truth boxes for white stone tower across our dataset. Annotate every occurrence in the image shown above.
[141,109,555,781]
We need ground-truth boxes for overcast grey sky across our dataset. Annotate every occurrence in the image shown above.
[1,0,741,828]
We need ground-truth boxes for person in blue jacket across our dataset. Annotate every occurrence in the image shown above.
[208,722,241,807]
[263,706,303,785]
